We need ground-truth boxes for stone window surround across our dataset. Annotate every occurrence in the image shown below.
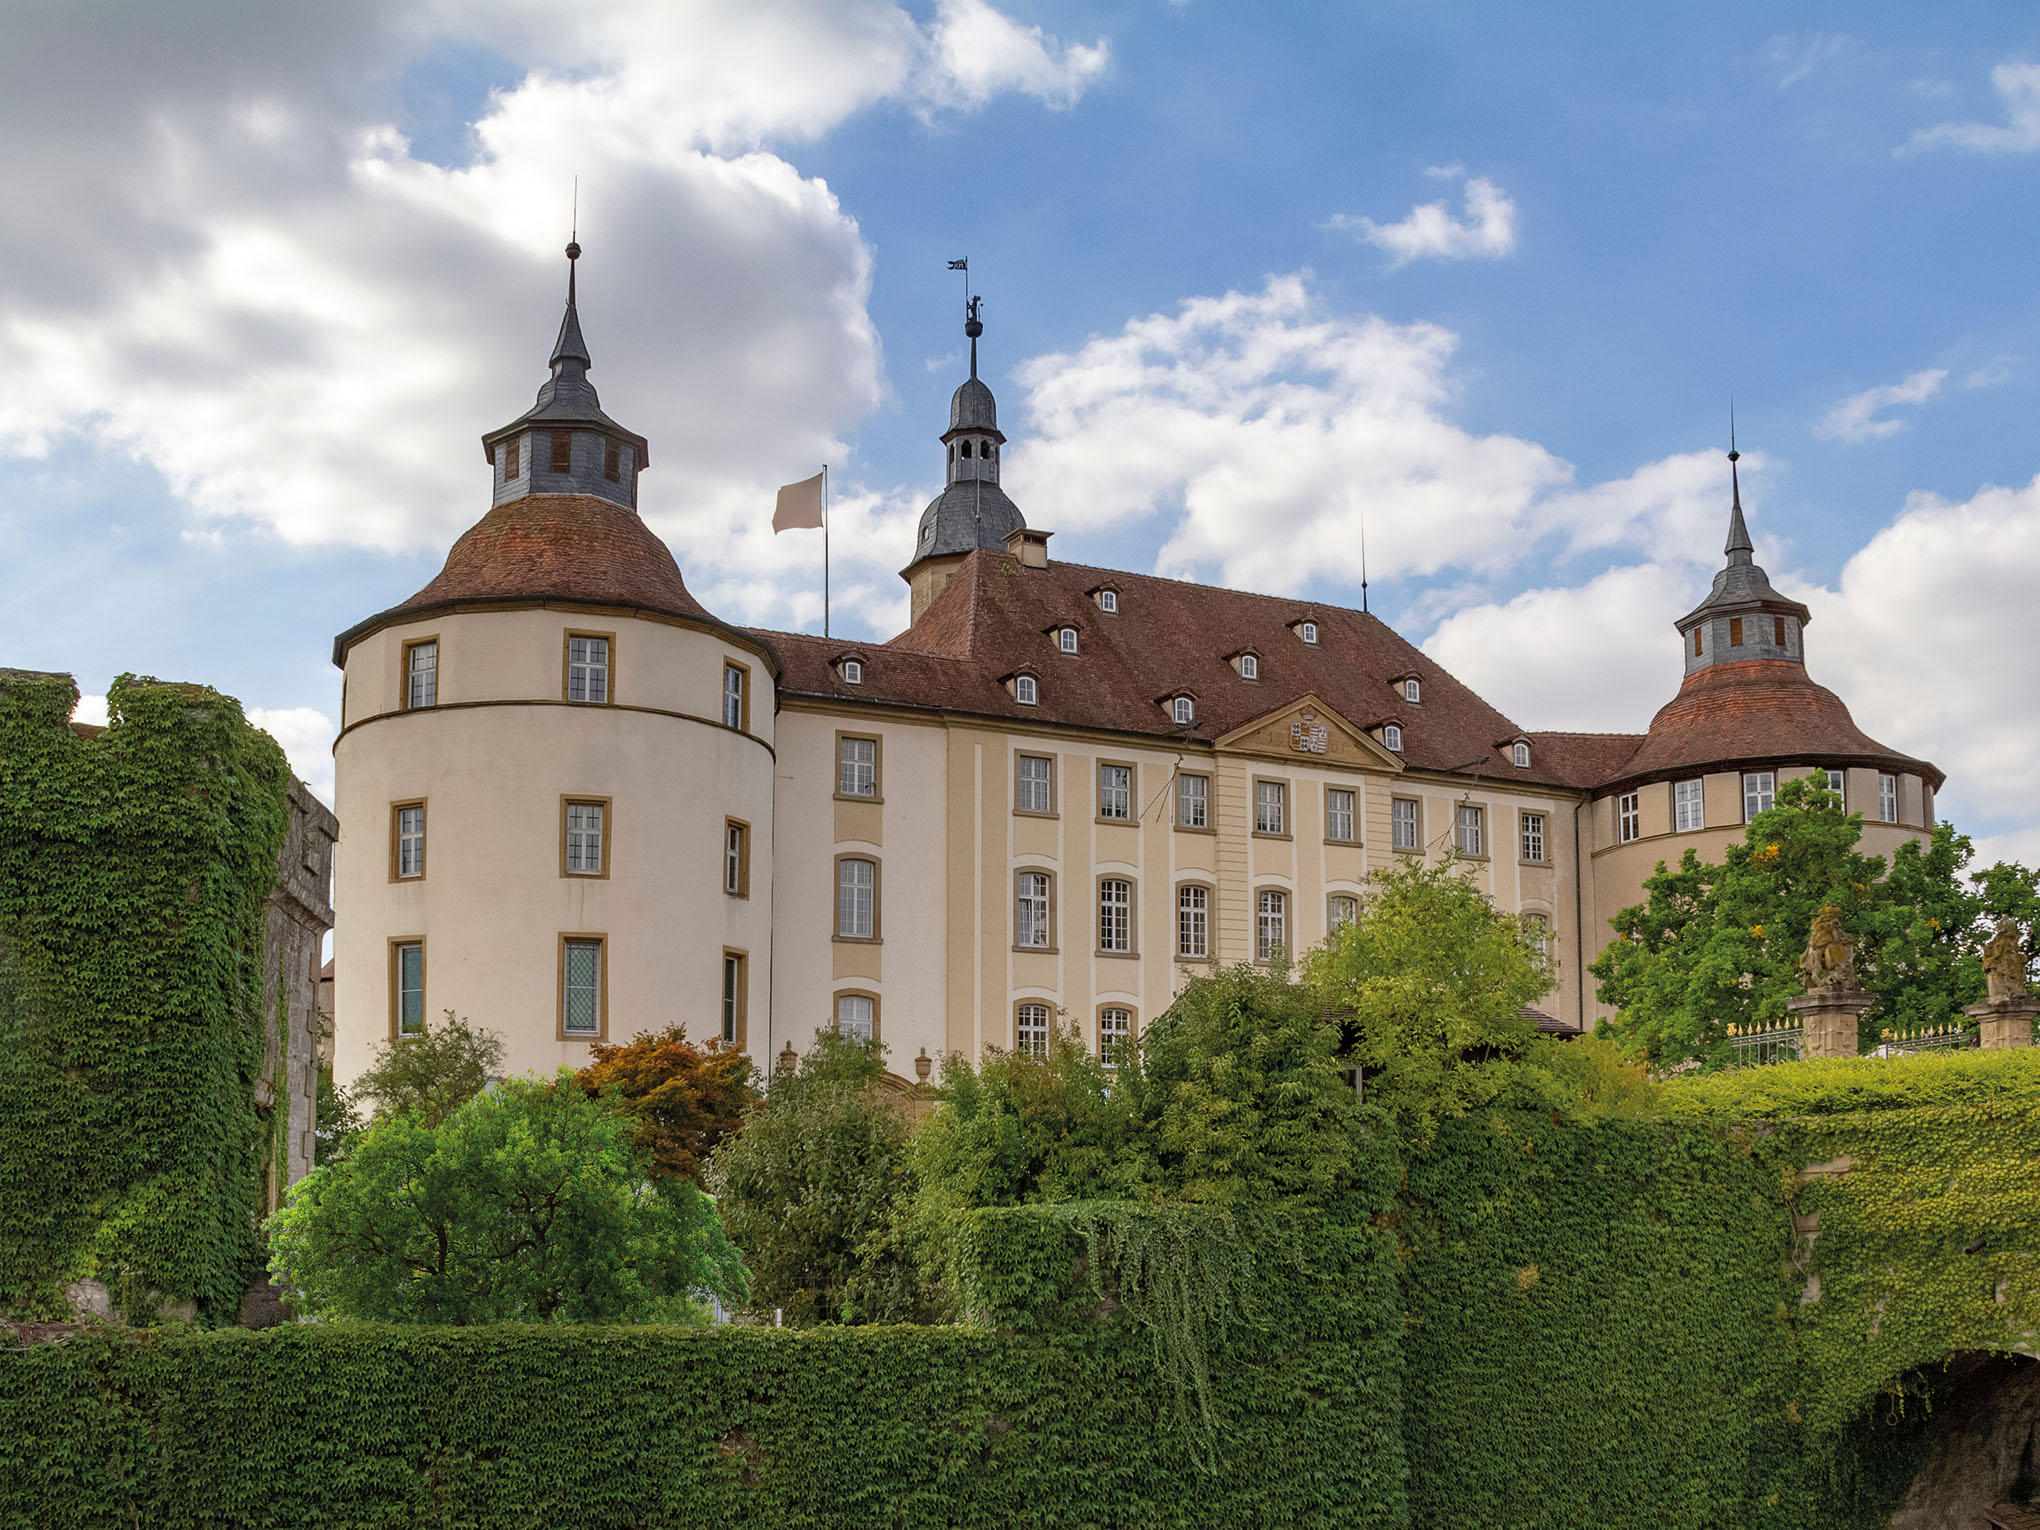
[833,854,881,943]
[1096,874,1137,957]
[1015,752,1057,817]
[723,817,750,899]
[388,936,426,1042]
[1175,771,1213,833]
[389,798,427,882]
[1095,759,1136,825]
[1014,867,1058,954]
[562,629,616,705]
[720,947,748,1049]
[560,795,612,879]
[1175,879,1213,959]
[557,933,608,1042]
[835,731,883,802]
[401,634,440,712]
[834,988,880,1045]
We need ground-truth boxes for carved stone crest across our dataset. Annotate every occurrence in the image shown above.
[1290,709,1329,755]
[1796,906,1858,996]
[1980,916,2030,1004]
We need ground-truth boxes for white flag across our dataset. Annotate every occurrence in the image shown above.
[773,471,825,532]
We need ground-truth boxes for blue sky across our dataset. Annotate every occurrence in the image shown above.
[3,1,2038,860]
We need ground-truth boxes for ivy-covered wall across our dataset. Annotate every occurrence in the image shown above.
[0,1195,1410,1529]
[1398,1049,2040,1529]
[0,670,293,1324]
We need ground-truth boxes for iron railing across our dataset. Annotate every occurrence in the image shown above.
[1874,1022,1978,1056]
[1726,1023,1804,1068]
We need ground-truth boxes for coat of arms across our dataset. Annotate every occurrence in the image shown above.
[1290,710,1329,754]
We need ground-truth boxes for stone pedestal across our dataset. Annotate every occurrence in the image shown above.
[1963,998,2038,1050]
[1788,988,1874,1060]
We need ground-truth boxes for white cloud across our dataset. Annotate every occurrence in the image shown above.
[249,706,338,804]
[0,0,1105,635]
[1760,32,1861,89]
[1905,60,2040,155]
[1814,369,1946,443]
[1330,170,1518,266]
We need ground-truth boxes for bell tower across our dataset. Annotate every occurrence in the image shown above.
[1673,439,1812,676]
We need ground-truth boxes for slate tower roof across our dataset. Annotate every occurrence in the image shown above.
[905,298,1027,572]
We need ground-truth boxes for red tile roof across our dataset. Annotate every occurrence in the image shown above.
[1610,659,1941,790]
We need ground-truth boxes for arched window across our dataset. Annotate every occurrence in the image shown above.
[1239,653,1259,681]
[1512,742,1530,769]
[960,439,973,459]
[1173,695,1194,725]
[841,658,863,685]
[1403,678,1421,704]
[1383,724,1403,752]
[1300,622,1318,645]
[1014,674,1038,705]
[1255,889,1288,963]
[835,992,876,1043]
[1099,1006,1133,1065]
[1097,589,1118,613]
[1058,627,1078,654]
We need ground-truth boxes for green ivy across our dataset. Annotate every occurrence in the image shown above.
[0,670,291,1323]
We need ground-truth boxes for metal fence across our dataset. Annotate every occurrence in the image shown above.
[1726,1023,1804,1068]
[1873,1022,1978,1057]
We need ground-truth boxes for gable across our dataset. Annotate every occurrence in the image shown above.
[1215,694,1404,771]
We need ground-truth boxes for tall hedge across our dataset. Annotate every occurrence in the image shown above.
[0,671,291,1322]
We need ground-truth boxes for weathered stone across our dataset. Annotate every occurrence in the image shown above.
[1966,997,2039,1051]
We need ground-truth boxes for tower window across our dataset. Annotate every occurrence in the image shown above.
[1743,771,1776,821]
[1675,779,1705,832]
[393,940,426,1038]
[1173,695,1194,725]
[561,938,604,1038]
[723,663,748,730]
[1879,772,1899,823]
[1300,622,1318,645]
[1617,793,1640,844]
[1058,627,1078,654]
[724,819,750,897]
[564,800,606,876]
[1693,627,1703,657]
[721,952,747,1046]
[566,634,610,704]
[1774,616,1787,647]
[960,439,973,459]
[604,439,622,482]
[1403,678,1421,704]
[404,639,438,710]
[1729,617,1744,647]
[503,439,520,480]
[550,431,572,473]
[394,803,426,880]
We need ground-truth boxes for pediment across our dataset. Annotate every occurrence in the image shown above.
[1215,694,1404,771]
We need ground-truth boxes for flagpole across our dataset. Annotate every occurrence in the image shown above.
[823,464,830,639]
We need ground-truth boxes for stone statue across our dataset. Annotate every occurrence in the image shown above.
[1980,916,2030,1004]
[1796,906,1858,995]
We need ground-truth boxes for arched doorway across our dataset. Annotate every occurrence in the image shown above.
[1867,1352,2040,1529]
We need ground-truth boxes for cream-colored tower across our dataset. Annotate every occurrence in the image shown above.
[331,244,779,1086]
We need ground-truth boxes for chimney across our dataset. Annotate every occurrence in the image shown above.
[1004,527,1051,569]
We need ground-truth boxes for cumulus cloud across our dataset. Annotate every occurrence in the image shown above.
[0,0,1106,634]
[249,706,338,803]
[1814,369,1947,443]
[1905,60,2040,155]
[1330,169,1518,266]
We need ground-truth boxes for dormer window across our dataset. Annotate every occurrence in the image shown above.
[1512,742,1530,769]
[1057,627,1078,655]
[1014,674,1038,706]
[1173,696,1194,725]
[1237,653,1259,681]
[840,658,863,685]
[1403,678,1421,704]
[1299,622,1318,645]
[1097,589,1118,614]
[1383,724,1403,752]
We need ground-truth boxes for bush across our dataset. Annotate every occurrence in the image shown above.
[575,1025,758,1184]
[346,1010,503,1129]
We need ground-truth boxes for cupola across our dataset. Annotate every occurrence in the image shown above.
[480,240,650,514]
[1673,440,1811,676]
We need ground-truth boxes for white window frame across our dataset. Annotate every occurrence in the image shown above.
[1178,773,1208,829]
[1238,653,1259,680]
[724,822,745,896]
[1455,804,1485,857]
[1016,871,1052,949]
[838,736,878,798]
[1017,754,1054,814]
[1254,779,1287,836]
[1099,1006,1132,1065]
[1879,772,1899,824]
[1098,878,1132,953]
[1326,788,1355,843]
[1674,779,1705,833]
[1173,695,1194,725]
[1383,724,1403,752]
[1392,797,1419,851]
[1617,792,1641,844]
[567,636,609,704]
[1403,678,1420,704]
[1512,741,1530,769]
[1016,1002,1051,1059]
[1098,589,1118,614]
[565,801,605,875]
[722,664,745,729]
[837,859,876,940]
[1255,890,1287,963]
[1743,771,1776,822]
[406,640,438,710]
[1823,768,1846,804]
[720,953,742,1044]
[1057,627,1078,654]
[841,658,863,685]
[1014,674,1038,705]
[836,993,875,1043]
[396,805,425,879]
[1520,811,1545,863]
[1177,884,1210,958]
[1098,763,1132,822]
[1328,893,1358,933]
[1300,621,1318,645]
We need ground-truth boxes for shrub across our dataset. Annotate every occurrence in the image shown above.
[575,1025,758,1184]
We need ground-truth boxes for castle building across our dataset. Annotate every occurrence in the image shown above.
[329,253,1943,1093]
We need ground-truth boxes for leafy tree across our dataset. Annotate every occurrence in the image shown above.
[348,1010,503,1127]
[1301,856,1550,1136]
[1593,777,2040,1066]
[703,1031,928,1326]
[268,1072,742,1324]
[575,1026,758,1185]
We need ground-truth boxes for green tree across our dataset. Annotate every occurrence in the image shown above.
[268,1073,742,1323]
[348,1010,503,1127]
[1302,856,1550,1136]
[703,1031,927,1326]
[575,1026,759,1185]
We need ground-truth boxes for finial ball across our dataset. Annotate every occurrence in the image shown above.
[565,240,581,262]
[1726,448,1740,463]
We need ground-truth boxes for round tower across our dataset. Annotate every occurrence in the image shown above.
[331,245,779,1087]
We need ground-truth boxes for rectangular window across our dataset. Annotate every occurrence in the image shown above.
[1177,884,1210,958]
[604,438,622,483]
[722,664,747,730]
[837,736,878,797]
[1617,792,1640,844]
[723,819,749,897]
[1097,763,1132,821]
[393,940,425,1038]
[1255,890,1287,963]
[1729,616,1744,647]
[1455,804,1485,857]
[504,438,520,480]
[1823,768,1845,803]
[566,635,610,704]
[1774,616,1787,647]
[562,937,603,1038]
[1692,627,1703,657]
[721,952,746,1046]
[1016,872,1052,949]
[1016,1002,1051,1060]
[836,992,875,1043]
[1016,754,1054,814]
[404,639,438,710]
[1523,913,1551,974]
[1254,779,1287,836]
[1392,797,1420,852]
[549,431,572,473]
[836,859,876,940]
[1674,779,1705,832]
[1520,811,1546,863]
[394,803,425,880]
[1329,893,1358,933]
[1879,772,1899,823]
[564,800,606,876]
[1099,1007,1132,1066]
[1325,788,1355,843]
[1177,773,1209,829]
[1098,878,1132,953]
[1743,771,1776,821]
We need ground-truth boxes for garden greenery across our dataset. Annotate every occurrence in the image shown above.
[344,1011,503,1129]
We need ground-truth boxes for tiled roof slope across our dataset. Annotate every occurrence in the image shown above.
[1611,659,1942,790]
[1523,731,1647,787]
[762,552,1581,787]
[333,494,721,663]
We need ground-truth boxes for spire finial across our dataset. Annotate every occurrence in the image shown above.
[565,177,581,306]
[964,294,983,380]
[1723,402,1753,563]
